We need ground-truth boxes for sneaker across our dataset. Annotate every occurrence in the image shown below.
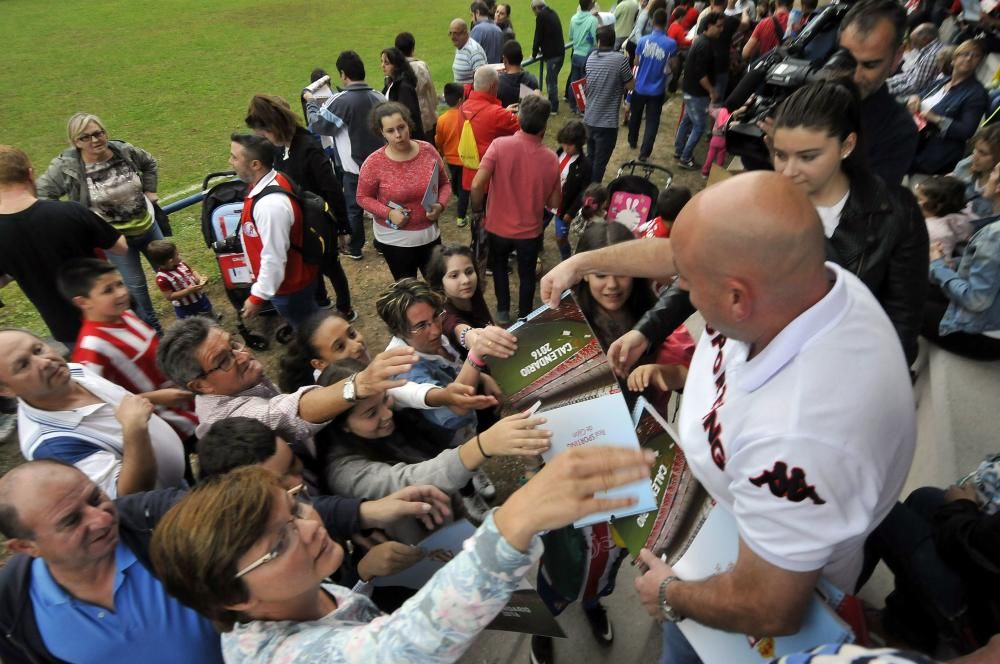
[673,152,681,160]
[495,310,512,325]
[342,250,363,260]
[677,158,698,170]
[316,298,333,310]
[472,471,496,500]
[583,602,614,645]
[456,217,468,228]
[339,309,359,322]
[530,635,554,664]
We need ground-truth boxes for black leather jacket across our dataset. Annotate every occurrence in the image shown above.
[634,175,929,365]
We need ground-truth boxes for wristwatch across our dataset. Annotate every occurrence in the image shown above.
[659,576,684,623]
[343,373,358,403]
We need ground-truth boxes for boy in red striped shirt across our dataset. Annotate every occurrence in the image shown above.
[58,258,199,447]
[147,239,216,320]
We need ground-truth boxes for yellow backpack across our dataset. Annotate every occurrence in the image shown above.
[457,106,481,169]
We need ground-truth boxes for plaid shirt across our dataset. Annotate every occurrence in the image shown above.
[194,377,327,446]
[887,39,944,97]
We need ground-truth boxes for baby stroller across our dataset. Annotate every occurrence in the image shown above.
[569,160,674,246]
[199,171,292,351]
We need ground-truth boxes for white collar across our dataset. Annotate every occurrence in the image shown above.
[18,364,108,428]
[248,170,279,198]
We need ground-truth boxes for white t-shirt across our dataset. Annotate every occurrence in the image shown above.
[677,263,915,592]
[18,364,186,498]
[815,190,849,238]
[920,84,949,115]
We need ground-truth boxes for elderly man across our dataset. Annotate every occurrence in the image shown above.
[0,329,185,497]
[0,460,219,663]
[471,0,504,64]
[542,173,915,663]
[531,0,566,112]
[450,19,488,85]
[887,23,944,98]
[471,95,560,322]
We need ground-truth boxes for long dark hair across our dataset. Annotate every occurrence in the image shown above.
[425,244,482,297]
[315,361,448,466]
[574,222,657,349]
[278,309,351,393]
[382,47,417,87]
[773,78,870,182]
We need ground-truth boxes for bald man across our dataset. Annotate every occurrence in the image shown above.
[450,18,487,84]
[887,22,943,97]
[543,173,915,661]
[0,460,220,663]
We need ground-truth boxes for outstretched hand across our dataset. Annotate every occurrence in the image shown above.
[356,347,417,398]
[539,255,584,308]
[360,484,453,531]
[495,446,655,551]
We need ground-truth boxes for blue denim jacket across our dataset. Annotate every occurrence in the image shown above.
[386,337,477,434]
[930,216,1000,335]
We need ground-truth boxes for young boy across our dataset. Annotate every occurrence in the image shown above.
[435,82,470,228]
[147,239,215,320]
[58,258,199,443]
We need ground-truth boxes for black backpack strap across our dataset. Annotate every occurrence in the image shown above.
[772,14,785,42]
[248,184,306,253]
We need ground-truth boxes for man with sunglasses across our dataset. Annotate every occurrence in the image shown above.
[0,329,186,498]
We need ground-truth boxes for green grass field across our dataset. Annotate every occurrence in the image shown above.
[0,0,584,335]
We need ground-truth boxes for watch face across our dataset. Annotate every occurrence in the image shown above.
[343,377,356,402]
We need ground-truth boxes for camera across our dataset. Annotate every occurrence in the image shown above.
[211,234,243,254]
[725,1,856,167]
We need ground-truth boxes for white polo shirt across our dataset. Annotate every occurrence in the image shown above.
[677,263,915,592]
[18,364,186,498]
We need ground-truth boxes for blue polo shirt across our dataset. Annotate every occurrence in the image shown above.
[30,540,222,663]
[634,29,678,96]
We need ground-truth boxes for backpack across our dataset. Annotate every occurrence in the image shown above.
[250,180,335,265]
[458,106,483,169]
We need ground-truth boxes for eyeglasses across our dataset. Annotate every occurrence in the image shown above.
[408,310,446,335]
[234,484,309,579]
[76,129,107,143]
[196,339,247,379]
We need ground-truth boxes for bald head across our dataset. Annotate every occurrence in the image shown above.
[910,23,938,48]
[0,460,81,539]
[450,18,470,48]
[671,172,829,340]
[473,64,499,92]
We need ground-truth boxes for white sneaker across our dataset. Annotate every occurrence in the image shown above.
[472,471,496,500]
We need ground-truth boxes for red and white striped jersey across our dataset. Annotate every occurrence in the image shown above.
[72,310,198,438]
[155,260,203,307]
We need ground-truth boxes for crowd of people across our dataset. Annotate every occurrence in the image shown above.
[1,0,1000,663]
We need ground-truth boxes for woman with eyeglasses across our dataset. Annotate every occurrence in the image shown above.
[150,450,651,662]
[37,112,164,333]
[356,102,450,280]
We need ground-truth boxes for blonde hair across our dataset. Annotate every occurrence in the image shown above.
[66,113,106,145]
[0,146,33,186]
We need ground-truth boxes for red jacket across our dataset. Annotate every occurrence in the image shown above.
[460,90,520,191]
[241,171,318,304]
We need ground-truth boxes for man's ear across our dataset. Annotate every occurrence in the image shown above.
[8,538,39,558]
[729,279,753,322]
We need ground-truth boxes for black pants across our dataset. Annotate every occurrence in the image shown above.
[447,164,469,220]
[921,284,1000,360]
[314,250,353,314]
[374,237,442,281]
[489,232,541,318]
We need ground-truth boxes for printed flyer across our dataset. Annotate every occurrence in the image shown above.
[484,292,656,528]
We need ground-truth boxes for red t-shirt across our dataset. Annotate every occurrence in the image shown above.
[750,10,789,58]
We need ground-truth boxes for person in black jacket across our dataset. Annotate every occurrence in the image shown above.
[380,48,426,143]
[531,0,566,113]
[245,95,355,320]
[554,120,592,260]
[0,458,449,663]
[606,79,928,374]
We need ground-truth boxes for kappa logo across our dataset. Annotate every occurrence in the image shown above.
[749,462,826,505]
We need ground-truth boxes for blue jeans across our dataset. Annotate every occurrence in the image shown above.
[341,172,365,254]
[271,281,319,329]
[566,54,589,113]
[541,55,565,112]
[660,622,702,664]
[675,94,710,162]
[628,92,666,160]
[587,125,619,184]
[107,223,163,332]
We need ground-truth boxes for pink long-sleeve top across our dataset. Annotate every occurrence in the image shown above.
[357,141,451,238]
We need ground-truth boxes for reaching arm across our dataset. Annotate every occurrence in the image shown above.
[470,164,493,212]
[114,395,159,496]
[298,348,416,423]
